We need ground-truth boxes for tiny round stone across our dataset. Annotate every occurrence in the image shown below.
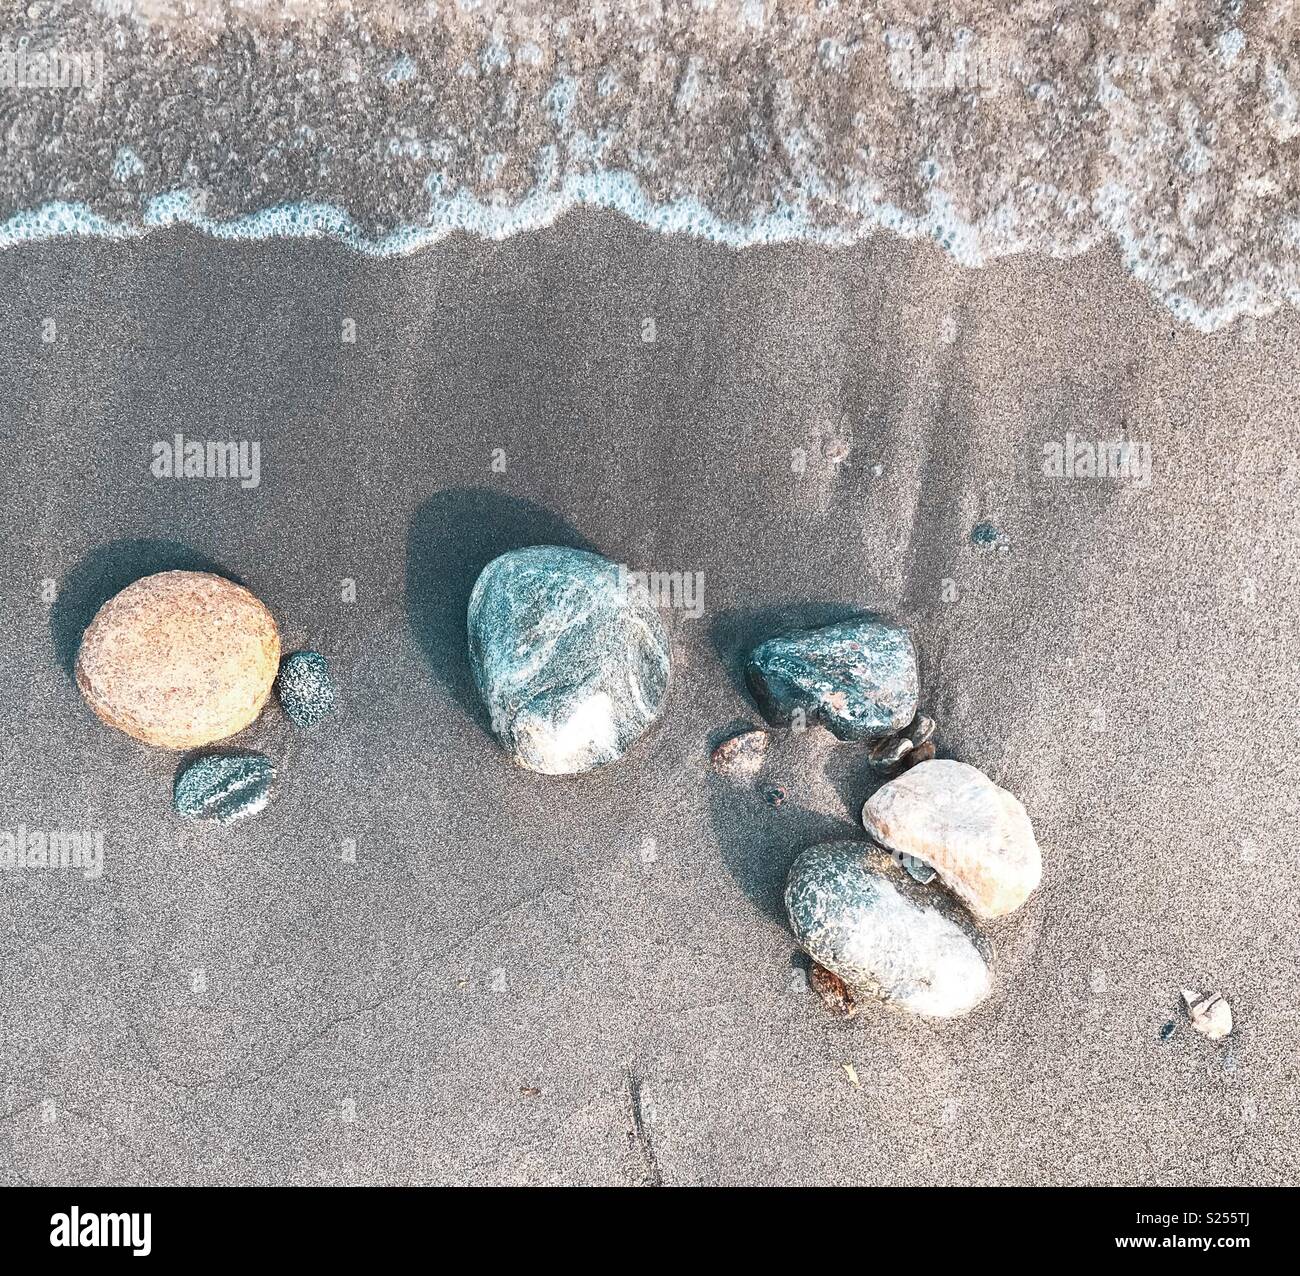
[711,727,770,778]
[276,651,336,728]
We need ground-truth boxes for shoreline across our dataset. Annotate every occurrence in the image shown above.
[0,215,1294,1185]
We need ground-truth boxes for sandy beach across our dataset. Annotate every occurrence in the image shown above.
[0,214,1295,1185]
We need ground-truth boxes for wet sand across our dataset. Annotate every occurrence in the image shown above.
[0,213,1296,1185]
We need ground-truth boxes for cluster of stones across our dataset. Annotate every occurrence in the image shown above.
[462,547,1044,1022]
[740,615,1043,1019]
[76,550,1224,1038]
[74,556,1038,1020]
[75,569,336,825]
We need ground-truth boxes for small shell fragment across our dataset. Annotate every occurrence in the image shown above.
[903,741,937,768]
[1182,989,1233,1041]
[912,716,936,746]
[869,735,914,766]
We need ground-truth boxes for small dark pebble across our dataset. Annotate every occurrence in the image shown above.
[520,1086,542,1098]
[971,521,1003,548]
[869,735,914,766]
[904,741,937,769]
[809,961,858,1019]
[1159,1021,1176,1041]
[763,785,786,808]
[276,650,336,728]
[174,752,275,825]
[892,850,937,885]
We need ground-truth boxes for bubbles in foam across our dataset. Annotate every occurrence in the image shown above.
[0,201,139,247]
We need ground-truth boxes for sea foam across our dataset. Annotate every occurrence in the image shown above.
[3,3,1298,333]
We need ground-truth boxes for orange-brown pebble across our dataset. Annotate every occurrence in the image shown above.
[75,570,281,750]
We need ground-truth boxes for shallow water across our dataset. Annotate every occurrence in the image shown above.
[4,2,1300,329]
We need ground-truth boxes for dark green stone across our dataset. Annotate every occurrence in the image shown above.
[277,650,336,728]
[174,752,275,825]
[745,616,917,741]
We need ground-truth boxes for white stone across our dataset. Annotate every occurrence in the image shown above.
[862,758,1042,920]
[785,841,992,1019]
[1182,989,1233,1041]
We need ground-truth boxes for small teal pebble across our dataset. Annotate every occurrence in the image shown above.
[276,650,336,728]
[174,752,275,824]
[894,851,937,885]
[971,522,1002,547]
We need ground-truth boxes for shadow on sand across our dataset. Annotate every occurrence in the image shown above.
[51,539,239,683]
[404,488,597,727]
[703,601,937,923]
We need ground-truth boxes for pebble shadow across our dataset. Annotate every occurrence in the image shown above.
[404,488,597,728]
[705,603,933,924]
[51,539,241,684]
[705,769,860,924]
[819,700,947,821]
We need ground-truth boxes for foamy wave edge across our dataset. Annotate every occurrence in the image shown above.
[2,172,1293,335]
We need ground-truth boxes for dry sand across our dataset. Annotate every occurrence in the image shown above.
[0,214,1296,1185]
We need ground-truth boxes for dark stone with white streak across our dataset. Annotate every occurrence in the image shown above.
[174,752,275,825]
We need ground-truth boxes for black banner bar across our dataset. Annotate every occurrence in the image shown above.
[1,1185,1284,1260]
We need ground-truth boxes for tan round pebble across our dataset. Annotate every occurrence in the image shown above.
[75,570,281,750]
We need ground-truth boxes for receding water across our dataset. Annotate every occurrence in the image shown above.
[2,2,1298,331]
